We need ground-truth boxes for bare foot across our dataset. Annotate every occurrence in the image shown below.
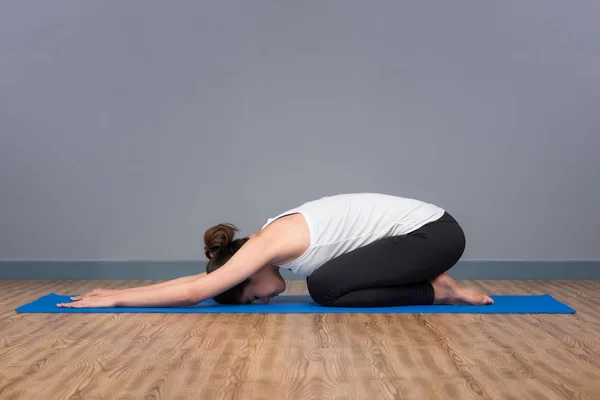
[431,273,494,305]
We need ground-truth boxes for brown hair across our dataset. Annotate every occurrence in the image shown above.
[204,223,250,304]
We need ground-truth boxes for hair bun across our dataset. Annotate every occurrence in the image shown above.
[203,223,239,259]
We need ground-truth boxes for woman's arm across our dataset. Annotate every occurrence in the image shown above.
[59,218,305,308]
[113,230,282,307]
[70,273,206,301]
[60,271,221,309]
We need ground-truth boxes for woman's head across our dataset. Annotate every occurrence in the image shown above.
[204,223,286,304]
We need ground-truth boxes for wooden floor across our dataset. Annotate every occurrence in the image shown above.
[1,280,599,400]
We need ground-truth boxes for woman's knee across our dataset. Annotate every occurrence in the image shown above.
[306,274,337,307]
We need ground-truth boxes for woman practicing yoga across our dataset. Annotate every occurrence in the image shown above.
[58,193,493,308]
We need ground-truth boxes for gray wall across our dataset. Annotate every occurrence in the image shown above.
[1,1,599,261]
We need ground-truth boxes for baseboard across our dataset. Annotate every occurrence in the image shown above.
[1,260,599,280]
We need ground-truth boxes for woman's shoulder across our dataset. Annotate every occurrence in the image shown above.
[257,213,311,265]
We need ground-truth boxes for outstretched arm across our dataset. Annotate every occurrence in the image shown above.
[71,273,206,301]
[58,222,298,308]
[114,229,282,307]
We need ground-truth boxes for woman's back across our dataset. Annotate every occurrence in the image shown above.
[262,193,445,276]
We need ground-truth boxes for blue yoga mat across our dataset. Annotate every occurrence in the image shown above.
[15,293,575,314]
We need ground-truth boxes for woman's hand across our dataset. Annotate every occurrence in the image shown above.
[57,294,118,308]
[70,288,119,301]
[60,288,121,308]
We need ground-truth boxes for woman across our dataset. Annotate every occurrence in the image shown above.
[59,193,493,308]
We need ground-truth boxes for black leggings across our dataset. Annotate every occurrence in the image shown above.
[306,212,465,307]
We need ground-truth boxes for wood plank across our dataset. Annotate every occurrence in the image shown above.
[1,280,599,399]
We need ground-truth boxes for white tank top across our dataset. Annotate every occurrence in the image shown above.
[261,193,445,277]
